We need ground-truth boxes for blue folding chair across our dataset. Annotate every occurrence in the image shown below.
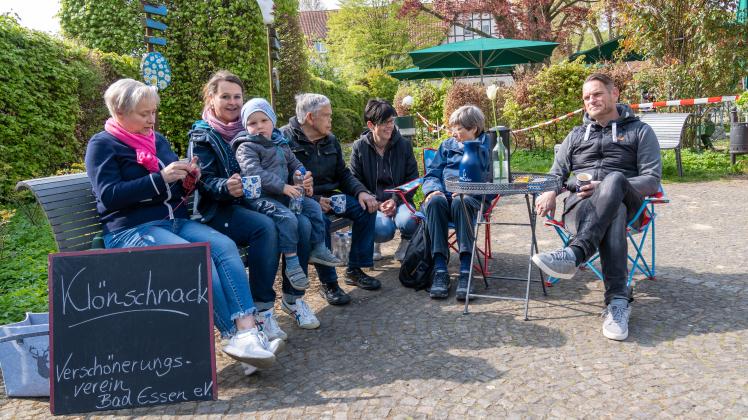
[543,186,669,289]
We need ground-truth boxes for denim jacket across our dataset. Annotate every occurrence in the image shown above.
[422,131,492,198]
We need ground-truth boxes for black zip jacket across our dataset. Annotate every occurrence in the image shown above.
[187,120,245,223]
[349,128,419,205]
[280,117,368,200]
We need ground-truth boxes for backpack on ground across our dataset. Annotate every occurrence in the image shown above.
[398,222,435,290]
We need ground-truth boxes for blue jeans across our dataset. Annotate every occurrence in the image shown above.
[282,194,376,292]
[374,204,419,243]
[247,196,326,254]
[104,218,254,337]
[206,204,279,312]
[281,214,334,302]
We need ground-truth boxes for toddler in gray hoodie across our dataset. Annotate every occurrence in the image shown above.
[232,98,343,290]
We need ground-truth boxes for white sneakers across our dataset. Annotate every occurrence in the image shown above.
[282,298,320,329]
[256,308,288,341]
[227,299,320,376]
[222,327,281,369]
[602,300,632,341]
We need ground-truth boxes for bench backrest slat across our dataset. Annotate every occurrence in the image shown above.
[16,173,101,253]
[638,113,691,150]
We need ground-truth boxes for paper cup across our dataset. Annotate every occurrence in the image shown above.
[576,172,592,189]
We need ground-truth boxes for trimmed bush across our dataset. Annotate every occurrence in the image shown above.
[362,68,400,103]
[443,82,491,127]
[502,59,592,149]
[60,0,308,155]
[0,16,137,201]
[308,75,368,142]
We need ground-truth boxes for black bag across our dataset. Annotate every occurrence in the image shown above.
[398,222,435,290]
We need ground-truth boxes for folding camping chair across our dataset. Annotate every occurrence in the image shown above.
[543,186,669,291]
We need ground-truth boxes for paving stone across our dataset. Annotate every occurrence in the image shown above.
[2,180,748,418]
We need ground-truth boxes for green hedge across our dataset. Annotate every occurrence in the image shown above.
[308,75,368,142]
[60,0,309,155]
[0,16,137,201]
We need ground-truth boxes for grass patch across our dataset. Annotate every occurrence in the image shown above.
[0,203,55,324]
[509,148,748,182]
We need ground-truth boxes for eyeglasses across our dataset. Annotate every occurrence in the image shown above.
[377,118,395,127]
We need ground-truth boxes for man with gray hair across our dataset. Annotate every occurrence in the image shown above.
[532,73,662,341]
[281,93,380,306]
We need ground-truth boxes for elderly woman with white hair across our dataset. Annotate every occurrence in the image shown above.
[421,105,492,301]
[84,78,282,370]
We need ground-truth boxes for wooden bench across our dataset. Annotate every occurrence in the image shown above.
[638,112,692,177]
[15,172,351,253]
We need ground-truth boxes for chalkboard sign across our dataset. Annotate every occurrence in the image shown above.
[48,243,217,415]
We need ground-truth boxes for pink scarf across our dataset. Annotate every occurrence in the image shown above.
[202,107,244,142]
[104,118,160,173]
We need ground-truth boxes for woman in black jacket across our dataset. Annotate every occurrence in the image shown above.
[349,99,420,261]
[188,72,320,374]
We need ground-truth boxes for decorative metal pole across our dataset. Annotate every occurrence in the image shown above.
[256,0,277,108]
[141,2,171,132]
[266,25,275,107]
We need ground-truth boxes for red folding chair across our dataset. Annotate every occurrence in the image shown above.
[385,147,500,277]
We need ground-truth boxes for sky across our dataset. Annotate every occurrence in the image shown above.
[0,0,339,34]
[1,0,61,34]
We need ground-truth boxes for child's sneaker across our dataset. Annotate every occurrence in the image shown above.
[309,244,345,267]
[255,308,287,341]
[284,264,309,290]
[281,298,320,329]
[222,327,276,368]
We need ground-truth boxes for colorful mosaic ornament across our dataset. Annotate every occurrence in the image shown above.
[140,52,172,91]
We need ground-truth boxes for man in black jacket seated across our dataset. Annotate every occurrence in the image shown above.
[350,99,420,261]
[281,93,381,303]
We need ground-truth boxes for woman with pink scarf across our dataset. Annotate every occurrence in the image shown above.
[85,78,282,372]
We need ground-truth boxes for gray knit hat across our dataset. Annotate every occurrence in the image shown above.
[241,97,276,129]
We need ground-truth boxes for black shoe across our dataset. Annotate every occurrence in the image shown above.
[429,271,450,299]
[344,268,382,290]
[455,272,475,301]
[319,283,351,306]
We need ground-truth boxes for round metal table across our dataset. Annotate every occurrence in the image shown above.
[445,173,560,320]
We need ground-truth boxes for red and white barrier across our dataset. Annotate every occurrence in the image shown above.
[512,108,584,133]
[631,94,741,110]
[415,112,446,132]
[512,94,742,134]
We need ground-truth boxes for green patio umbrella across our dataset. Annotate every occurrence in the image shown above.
[569,37,643,63]
[408,38,559,81]
[389,64,515,81]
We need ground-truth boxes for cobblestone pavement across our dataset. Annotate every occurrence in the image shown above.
[2,178,747,419]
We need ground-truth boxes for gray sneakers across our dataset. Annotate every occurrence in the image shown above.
[531,247,578,279]
[602,299,631,341]
[309,244,345,267]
